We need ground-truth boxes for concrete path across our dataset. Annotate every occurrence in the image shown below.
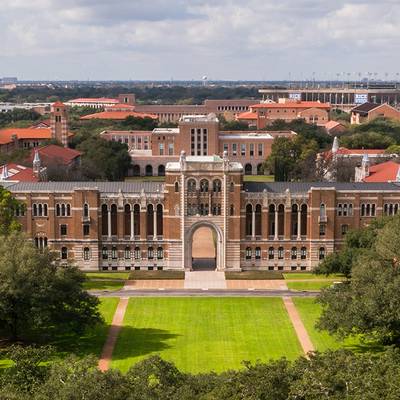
[98,297,129,372]
[226,279,288,290]
[184,271,227,289]
[282,296,315,355]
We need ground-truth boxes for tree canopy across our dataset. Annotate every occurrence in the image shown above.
[0,186,22,236]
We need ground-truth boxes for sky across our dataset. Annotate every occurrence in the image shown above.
[1,0,400,81]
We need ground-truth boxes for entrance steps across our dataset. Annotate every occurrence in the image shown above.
[184,271,227,289]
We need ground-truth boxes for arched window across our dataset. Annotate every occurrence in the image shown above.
[301,247,307,260]
[56,204,61,216]
[134,204,140,236]
[278,247,284,260]
[134,247,141,260]
[111,246,118,259]
[61,204,65,216]
[145,165,153,176]
[277,204,285,236]
[255,204,262,236]
[157,247,164,259]
[187,179,196,192]
[148,247,154,260]
[83,247,90,261]
[158,165,165,176]
[245,204,253,236]
[38,203,43,217]
[361,204,366,216]
[268,204,275,236]
[124,246,131,259]
[102,246,108,260]
[157,204,163,236]
[244,163,252,175]
[268,247,274,260]
[111,204,118,236]
[174,181,179,192]
[124,204,131,236]
[61,247,68,260]
[147,204,154,236]
[213,179,221,193]
[101,204,108,236]
[66,204,71,216]
[301,204,307,236]
[255,247,261,260]
[291,247,297,260]
[200,179,209,193]
[230,181,234,192]
[245,247,252,260]
[230,205,234,216]
[33,204,38,217]
[320,203,326,218]
[319,247,325,260]
[257,163,263,175]
[132,165,140,176]
[291,204,298,236]
[83,203,89,217]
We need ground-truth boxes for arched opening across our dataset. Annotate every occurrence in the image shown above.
[191,226,217,270]
[277,204,285,236]
[156,204,163,236]
[213,179,221,192]
[147,204,154,237]
[158,164,165,176]
[187,179,196,192]
[200,179,209,193]
[255,204,262,236]
[124,204,131,236]
[101,204,108,236]
[268,204,275,236]
[291,204,298,236]
[257,163,264,175]
[145,165,153,176]
[301,204,307,236]
[133,204,140,236]
[110,204,117,236]
[244,163,252,175]
[132,165,140,176]
[245,204,253,236]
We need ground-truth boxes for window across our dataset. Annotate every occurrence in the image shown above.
[337,203,342,216]
[361,203,376,217]
[83,247,90,260]
[168,143,174,155]
[232,143,237,156]
[159,143,164,155]
[245,247,252,260]
[255,247,261,260]
[319,247,326,260]
[61,247,68,260]
[301,247,307,260]
[230,205,234,216]
[134,247,141,260]
[35,237,48,250]
[56,203,70,217]
[278,247,284,260]
[341,224,349,235]
[187,179,196,192]
[213,179,221,193]
[83,225,90,236]
[83,203,89,217]
[112,246,117,260]
[102,247,108,260]
[124,246,131,260]
[157,247,164,259]
[223,143,228,154]
[249,143,254,157]
[200,179,209,193]
[174,181,179,192]
[258,144,263,157]
[319,223,326,236]
[230,181,234,192]
[241,144,246,156]
[60,224,67,236]
[148,247,154,260]
[268,247,274,260]
[291,247,297,260]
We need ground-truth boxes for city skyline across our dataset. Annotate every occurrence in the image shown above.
[1,0,399,81]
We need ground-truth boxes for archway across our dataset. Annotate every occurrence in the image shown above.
[244,163,253,175]
[185,222,223,271]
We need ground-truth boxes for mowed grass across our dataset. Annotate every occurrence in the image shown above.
[286,281,337,291]
[283,273,345,280]
[83,280,125,291]
[84,272,130,280]
[293,298,361,351]
[243,175,274,182]
[112,297,302,373]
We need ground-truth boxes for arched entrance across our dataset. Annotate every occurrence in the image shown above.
[185,222,224,271]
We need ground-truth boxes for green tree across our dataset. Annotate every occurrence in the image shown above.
[0,186,22,235]
[0,233,101,341]
[340,131,395,149]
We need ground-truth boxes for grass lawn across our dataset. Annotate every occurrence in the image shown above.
[292,298,366,352]
[283,273,345,280]
[286,281,337,291]
[243,175,274,182]
[83,280,125,291]
[84,272,130,280]
[112,297,302,373]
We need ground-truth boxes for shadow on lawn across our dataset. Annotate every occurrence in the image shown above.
[111,326,180,361]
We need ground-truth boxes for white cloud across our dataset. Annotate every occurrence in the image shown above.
[0,0,399,79]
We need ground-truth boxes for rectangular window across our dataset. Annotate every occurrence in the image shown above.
[241,144,246,156]
[232,143,237,156]
[168,143,174,155]
[83,225,90,236]
[249,143,254,157]
[60,224,67,236]
[223,143,228,154]
[159,143,164,156]
[258,144,263,157]
[319,224,326,236]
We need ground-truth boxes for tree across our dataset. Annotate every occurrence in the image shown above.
[340,131,395,149]
[0,233,101,341]
[0,186,21,236]
[317,214,400,344]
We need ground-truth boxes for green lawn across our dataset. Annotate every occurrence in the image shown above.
[84,272,130,280]
[112,297,302,373]
[243,175,274,182]
[83,280,125,291]
[286,281,337,291]
[293,298,362,352]
[283,273,345,280]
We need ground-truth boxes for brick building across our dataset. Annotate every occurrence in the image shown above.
[4,153,400,272]
[100,114,297,176]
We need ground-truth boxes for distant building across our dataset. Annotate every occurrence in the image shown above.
[355,158,400,183]
[324,120,347,136]
[350,102,400,124]
[26,145,82,169]
[66,94,135,109]
[100,114,296,176]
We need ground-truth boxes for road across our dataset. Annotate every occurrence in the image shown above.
[92,288,320,297]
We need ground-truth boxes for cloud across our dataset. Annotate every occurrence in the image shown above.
[0,0,399,80]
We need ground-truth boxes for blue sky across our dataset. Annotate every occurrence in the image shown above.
[1,0,399,80]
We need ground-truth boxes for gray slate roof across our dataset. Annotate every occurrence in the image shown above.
[4,181,165,193]
[244,181,400,193]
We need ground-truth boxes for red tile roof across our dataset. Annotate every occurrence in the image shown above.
[69,98,119,103]
[251,101,330,109]
[52,101,65,107]
[0,163,38,182]
[81,111,158,120]
[237,111,258,120]
[0,128,52,145]
[324,120,344,130]
[363,160,400,182]
[336,148,386,156]
[28,145,82,166]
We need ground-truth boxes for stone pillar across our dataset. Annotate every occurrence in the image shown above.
[274,210,278,240]
[153,207,157,240]
[107,209,111,238]
[297,210,301,240]
[252,210,256,238]
[130,209,134,239]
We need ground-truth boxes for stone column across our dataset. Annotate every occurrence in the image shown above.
[274,210,279,240]
[107,209,111,239]
[153,206,157,240]
[297,210,301,240]
[130,209,134,239]
[252,210,256,238]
